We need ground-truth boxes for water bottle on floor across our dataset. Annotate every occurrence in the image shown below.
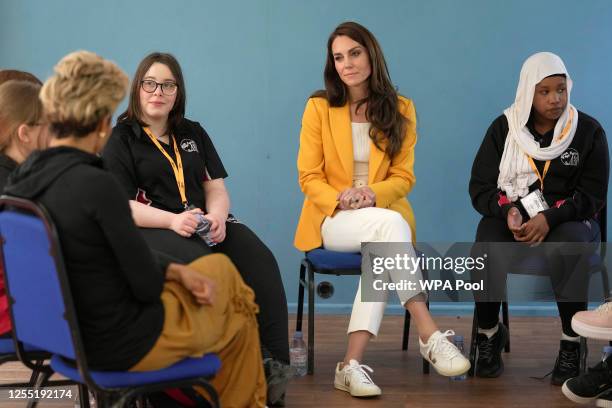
[450,335,467,381]
[602,345,612,364]
[290,331,307,377]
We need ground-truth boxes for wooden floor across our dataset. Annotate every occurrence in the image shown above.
[285,314,602,408]
[0,314,605,407]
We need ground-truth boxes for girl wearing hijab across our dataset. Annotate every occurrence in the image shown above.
[469,52,609,384]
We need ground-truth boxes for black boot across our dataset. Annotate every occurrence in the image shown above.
[475,323,509,378]
[551,340,581,386]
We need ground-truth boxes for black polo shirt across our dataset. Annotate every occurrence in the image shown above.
[103,118,228,213]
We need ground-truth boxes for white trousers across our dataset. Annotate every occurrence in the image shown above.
[321,207,425,336]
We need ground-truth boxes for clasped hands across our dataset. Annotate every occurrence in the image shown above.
[337,186,376,210]
[507,206,550,245]
[170,207,226,243]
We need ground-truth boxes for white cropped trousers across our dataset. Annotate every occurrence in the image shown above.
[321,207,425,336]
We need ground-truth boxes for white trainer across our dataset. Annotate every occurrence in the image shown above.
[334,359,382,397]
[419,330,471,377]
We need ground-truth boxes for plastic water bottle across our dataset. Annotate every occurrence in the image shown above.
[450,335,467,381]
[602,345,612,364]
[290,331,307,377]
[187,205,216,246]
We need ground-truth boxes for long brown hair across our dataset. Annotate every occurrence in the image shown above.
[313,21,408,159]
[118,52,186,135]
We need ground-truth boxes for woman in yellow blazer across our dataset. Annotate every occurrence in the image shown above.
[294,22,470,397]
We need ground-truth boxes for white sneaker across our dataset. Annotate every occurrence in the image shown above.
[419,330,471,377]
[334,359,382,397]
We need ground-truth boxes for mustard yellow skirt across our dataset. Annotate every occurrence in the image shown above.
[130,253,267,408]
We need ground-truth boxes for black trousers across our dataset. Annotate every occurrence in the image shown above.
[141,221,290,363]
[472,217,599,337]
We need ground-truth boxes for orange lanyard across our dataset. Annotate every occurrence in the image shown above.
[142,127,188,208]
[525,109,575,192]
[527,157,551,191]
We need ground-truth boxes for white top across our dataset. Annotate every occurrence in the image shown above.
[351,122,371,188]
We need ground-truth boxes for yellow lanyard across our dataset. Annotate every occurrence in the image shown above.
[142,127,188,208]
[525,109,575,192]
[527,157,551,191]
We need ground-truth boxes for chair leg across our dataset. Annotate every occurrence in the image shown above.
[201,380,221,408]
[402,309,410,351]
[502,301,510,353]
[601,264,610,301]
[191,380,220,408]
[307,262,315,375]
[580,337,588,374]
[423,301,430,374]
[468,306,478,377]
[296,262,306,332]
[27,360,43,387]
[602,265,611,352]
[26,367,52,408]
[78,384,90,408]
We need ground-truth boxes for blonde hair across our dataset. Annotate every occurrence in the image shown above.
[0,80,43,152]
[40,50,128,138]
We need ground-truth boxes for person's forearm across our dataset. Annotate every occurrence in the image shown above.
[129,200,175,229]
[204,182,230,219]
[165,263,183,282]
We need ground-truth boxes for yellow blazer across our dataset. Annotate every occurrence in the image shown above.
[294,95,417,252]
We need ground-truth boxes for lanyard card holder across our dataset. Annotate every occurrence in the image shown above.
[520,189,549,219]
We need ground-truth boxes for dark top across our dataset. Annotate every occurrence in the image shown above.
[0,153,17,192]
[469,111,609,229]
[4,147,166,370]
[102,119,228,213]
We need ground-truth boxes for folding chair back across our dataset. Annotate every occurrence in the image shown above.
[0,197,80,361]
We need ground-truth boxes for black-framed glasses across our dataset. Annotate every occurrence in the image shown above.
[140,80,178,95]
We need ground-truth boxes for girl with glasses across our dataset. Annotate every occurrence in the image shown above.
[102,52,290,406]
[5,51,266,407]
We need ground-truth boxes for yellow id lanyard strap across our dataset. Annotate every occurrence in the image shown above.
[527,157,551,191]
[142,127,188,208]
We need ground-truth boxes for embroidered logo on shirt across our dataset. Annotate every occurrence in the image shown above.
[180,139,199,153]
[560,148,579,166]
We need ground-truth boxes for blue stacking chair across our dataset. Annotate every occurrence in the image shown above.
[0,196,221,408]
[296,248,430,375]
[468,208,609,376]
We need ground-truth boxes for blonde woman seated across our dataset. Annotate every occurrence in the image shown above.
[294,21,470,398]
[4,51,266,407]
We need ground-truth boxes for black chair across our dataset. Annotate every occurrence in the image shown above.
[296,248,430,375]
[0,196,221,408]
[468,208,609,376]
